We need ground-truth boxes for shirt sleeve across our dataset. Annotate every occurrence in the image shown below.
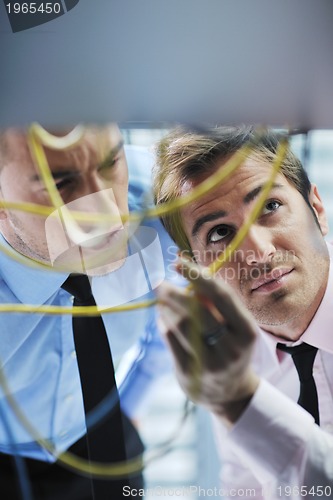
[213,379,333,498]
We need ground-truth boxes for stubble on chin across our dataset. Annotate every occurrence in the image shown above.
[9,229,50,263]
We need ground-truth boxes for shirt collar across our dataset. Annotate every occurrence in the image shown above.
[300,241,333,353]
[252,325,283,373]
[0,234,68,305]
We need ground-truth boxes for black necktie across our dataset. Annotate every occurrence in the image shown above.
[62,274,129,498]
[277,342,320,425]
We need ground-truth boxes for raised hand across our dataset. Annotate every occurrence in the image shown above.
[157,259,260,425]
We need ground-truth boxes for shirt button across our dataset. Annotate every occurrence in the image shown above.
[71,350,77,359]
[59,431,68,438]
[65,394,73,403]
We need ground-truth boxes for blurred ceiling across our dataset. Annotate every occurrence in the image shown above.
[1,0,332,129]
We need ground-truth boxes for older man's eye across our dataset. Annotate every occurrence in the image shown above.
[262,200,282,215]
[207,225,233,244]
[98,155,121,179]
[55,178,73,191]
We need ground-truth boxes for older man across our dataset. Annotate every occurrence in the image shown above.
[0,125,172,499]
[153,127,333,498]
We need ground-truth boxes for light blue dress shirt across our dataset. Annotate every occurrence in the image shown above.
[0,146,175,462]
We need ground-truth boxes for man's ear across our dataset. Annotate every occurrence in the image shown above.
[309,184,329,236]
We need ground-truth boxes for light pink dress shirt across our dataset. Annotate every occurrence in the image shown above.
[213,244,333,499]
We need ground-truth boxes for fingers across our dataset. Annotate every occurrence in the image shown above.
[156,268,259,415]
[158,281,205,356]
[157,258,257,366]
[175,259,257,345]
[163,327,189,373]
[157,294,204,396]
[157,280,233,377]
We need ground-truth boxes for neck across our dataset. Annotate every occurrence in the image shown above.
[261,275,329,342]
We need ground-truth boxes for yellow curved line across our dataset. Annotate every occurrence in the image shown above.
[6,125,261,225]
[28,125,66,210]
[0,123,292,476]
[186,138,289,400]
[0,299,157,315]
[0,200,119,223]
[0,367,144,478]
[2,126,266,243]
[209,138,289,275]
[30,123,86,150]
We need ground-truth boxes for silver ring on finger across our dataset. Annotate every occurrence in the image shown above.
[204,324,228,347]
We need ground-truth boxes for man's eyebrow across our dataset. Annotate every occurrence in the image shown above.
[30,140,125,181]
[243,183,284,204]
[191,210,228,238]
[191,183,285,237]
[98,140,124,170]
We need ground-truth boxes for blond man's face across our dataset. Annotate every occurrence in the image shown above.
[180,157,329,340]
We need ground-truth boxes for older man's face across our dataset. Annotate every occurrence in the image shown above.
[180,156,330,340]
[0,125,129,275]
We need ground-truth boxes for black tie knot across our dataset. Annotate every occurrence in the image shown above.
[61,274,94,306]
[277,342,319,424]
[277,342,318,382]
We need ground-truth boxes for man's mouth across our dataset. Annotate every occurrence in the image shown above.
[84,226,125,251]
[251,267,294,293]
